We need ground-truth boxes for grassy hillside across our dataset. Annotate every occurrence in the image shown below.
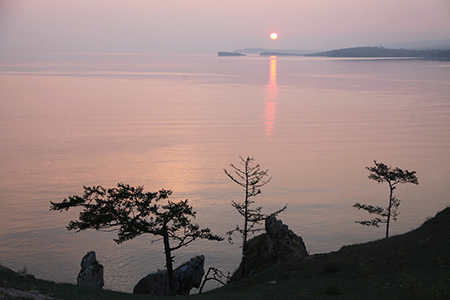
[1,207,449,299]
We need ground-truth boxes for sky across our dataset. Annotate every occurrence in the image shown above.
[0,0,449,54]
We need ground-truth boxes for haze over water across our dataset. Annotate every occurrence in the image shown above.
[0,52,449,292]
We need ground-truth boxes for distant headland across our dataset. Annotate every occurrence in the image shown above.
[304,46,447,58]
[218,39,450,60]
[218,51,246,57]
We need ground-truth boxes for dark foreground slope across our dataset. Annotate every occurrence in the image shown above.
[199,207,449,299]
[1,207,449,299]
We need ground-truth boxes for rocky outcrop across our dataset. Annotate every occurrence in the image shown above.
[174,255,205,294]
[264,216,308,262]
[77,251,104,289]
[133,255,205,296]
[230,217,308,281]
[133,270,168,295]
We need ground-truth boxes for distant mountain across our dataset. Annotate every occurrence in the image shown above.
[221,43,450,59]
[382,38,450,50]
[218,51,246,57]
[260,52,303,56]
[233,48,314,55]
[306,46,443,58]
[426,50,450,60]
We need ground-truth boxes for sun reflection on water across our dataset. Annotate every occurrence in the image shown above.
[265,56,278,140]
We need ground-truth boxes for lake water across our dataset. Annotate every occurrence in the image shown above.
[1,52,449,293]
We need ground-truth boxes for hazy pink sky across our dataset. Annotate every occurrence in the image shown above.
[1,0,449,53]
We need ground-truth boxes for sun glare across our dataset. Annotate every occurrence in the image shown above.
[270,32,278,40]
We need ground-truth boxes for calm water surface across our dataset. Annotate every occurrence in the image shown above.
[1,53,449,292]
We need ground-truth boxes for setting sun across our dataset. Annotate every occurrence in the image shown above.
[270,32,278,40]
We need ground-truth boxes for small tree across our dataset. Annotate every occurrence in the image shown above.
[224,156,286,276]
[353,160,418,238]
[50,183,223,294]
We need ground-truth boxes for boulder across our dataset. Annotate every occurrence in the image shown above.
[173,255,205,294]
[264,216,308,262]
[77,251,104,288]
[133,255,205,296]
[230,217,308,281]
[133,269,168,295]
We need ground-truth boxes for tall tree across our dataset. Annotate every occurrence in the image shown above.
[50,183,223,294]
[224,156,286,277]
[353,160,418,238]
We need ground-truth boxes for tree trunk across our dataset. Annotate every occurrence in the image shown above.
[241,204,248,277]
[162,225,175,293]
[386,183,393,238]
[241,159,249,277]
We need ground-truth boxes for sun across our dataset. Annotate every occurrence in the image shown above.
[270,32,278,40]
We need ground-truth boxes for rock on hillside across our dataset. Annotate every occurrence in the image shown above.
[231,217,308,281]
[225,207,450,299]
[77,251,104,289]
[133,255,205,296]
[265,216,308,262]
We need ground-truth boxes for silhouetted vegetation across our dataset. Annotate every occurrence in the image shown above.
[354,161,418,238]
[224,156,286,277]
[199,267,231,294]
[3,207,449,299]
[50,183,223,294]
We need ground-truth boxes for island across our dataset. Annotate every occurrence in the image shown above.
[218,43,450,60]
[218,52,246,57]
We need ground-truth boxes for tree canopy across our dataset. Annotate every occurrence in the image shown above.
[50,183,223,293]
[354,160,418,238]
